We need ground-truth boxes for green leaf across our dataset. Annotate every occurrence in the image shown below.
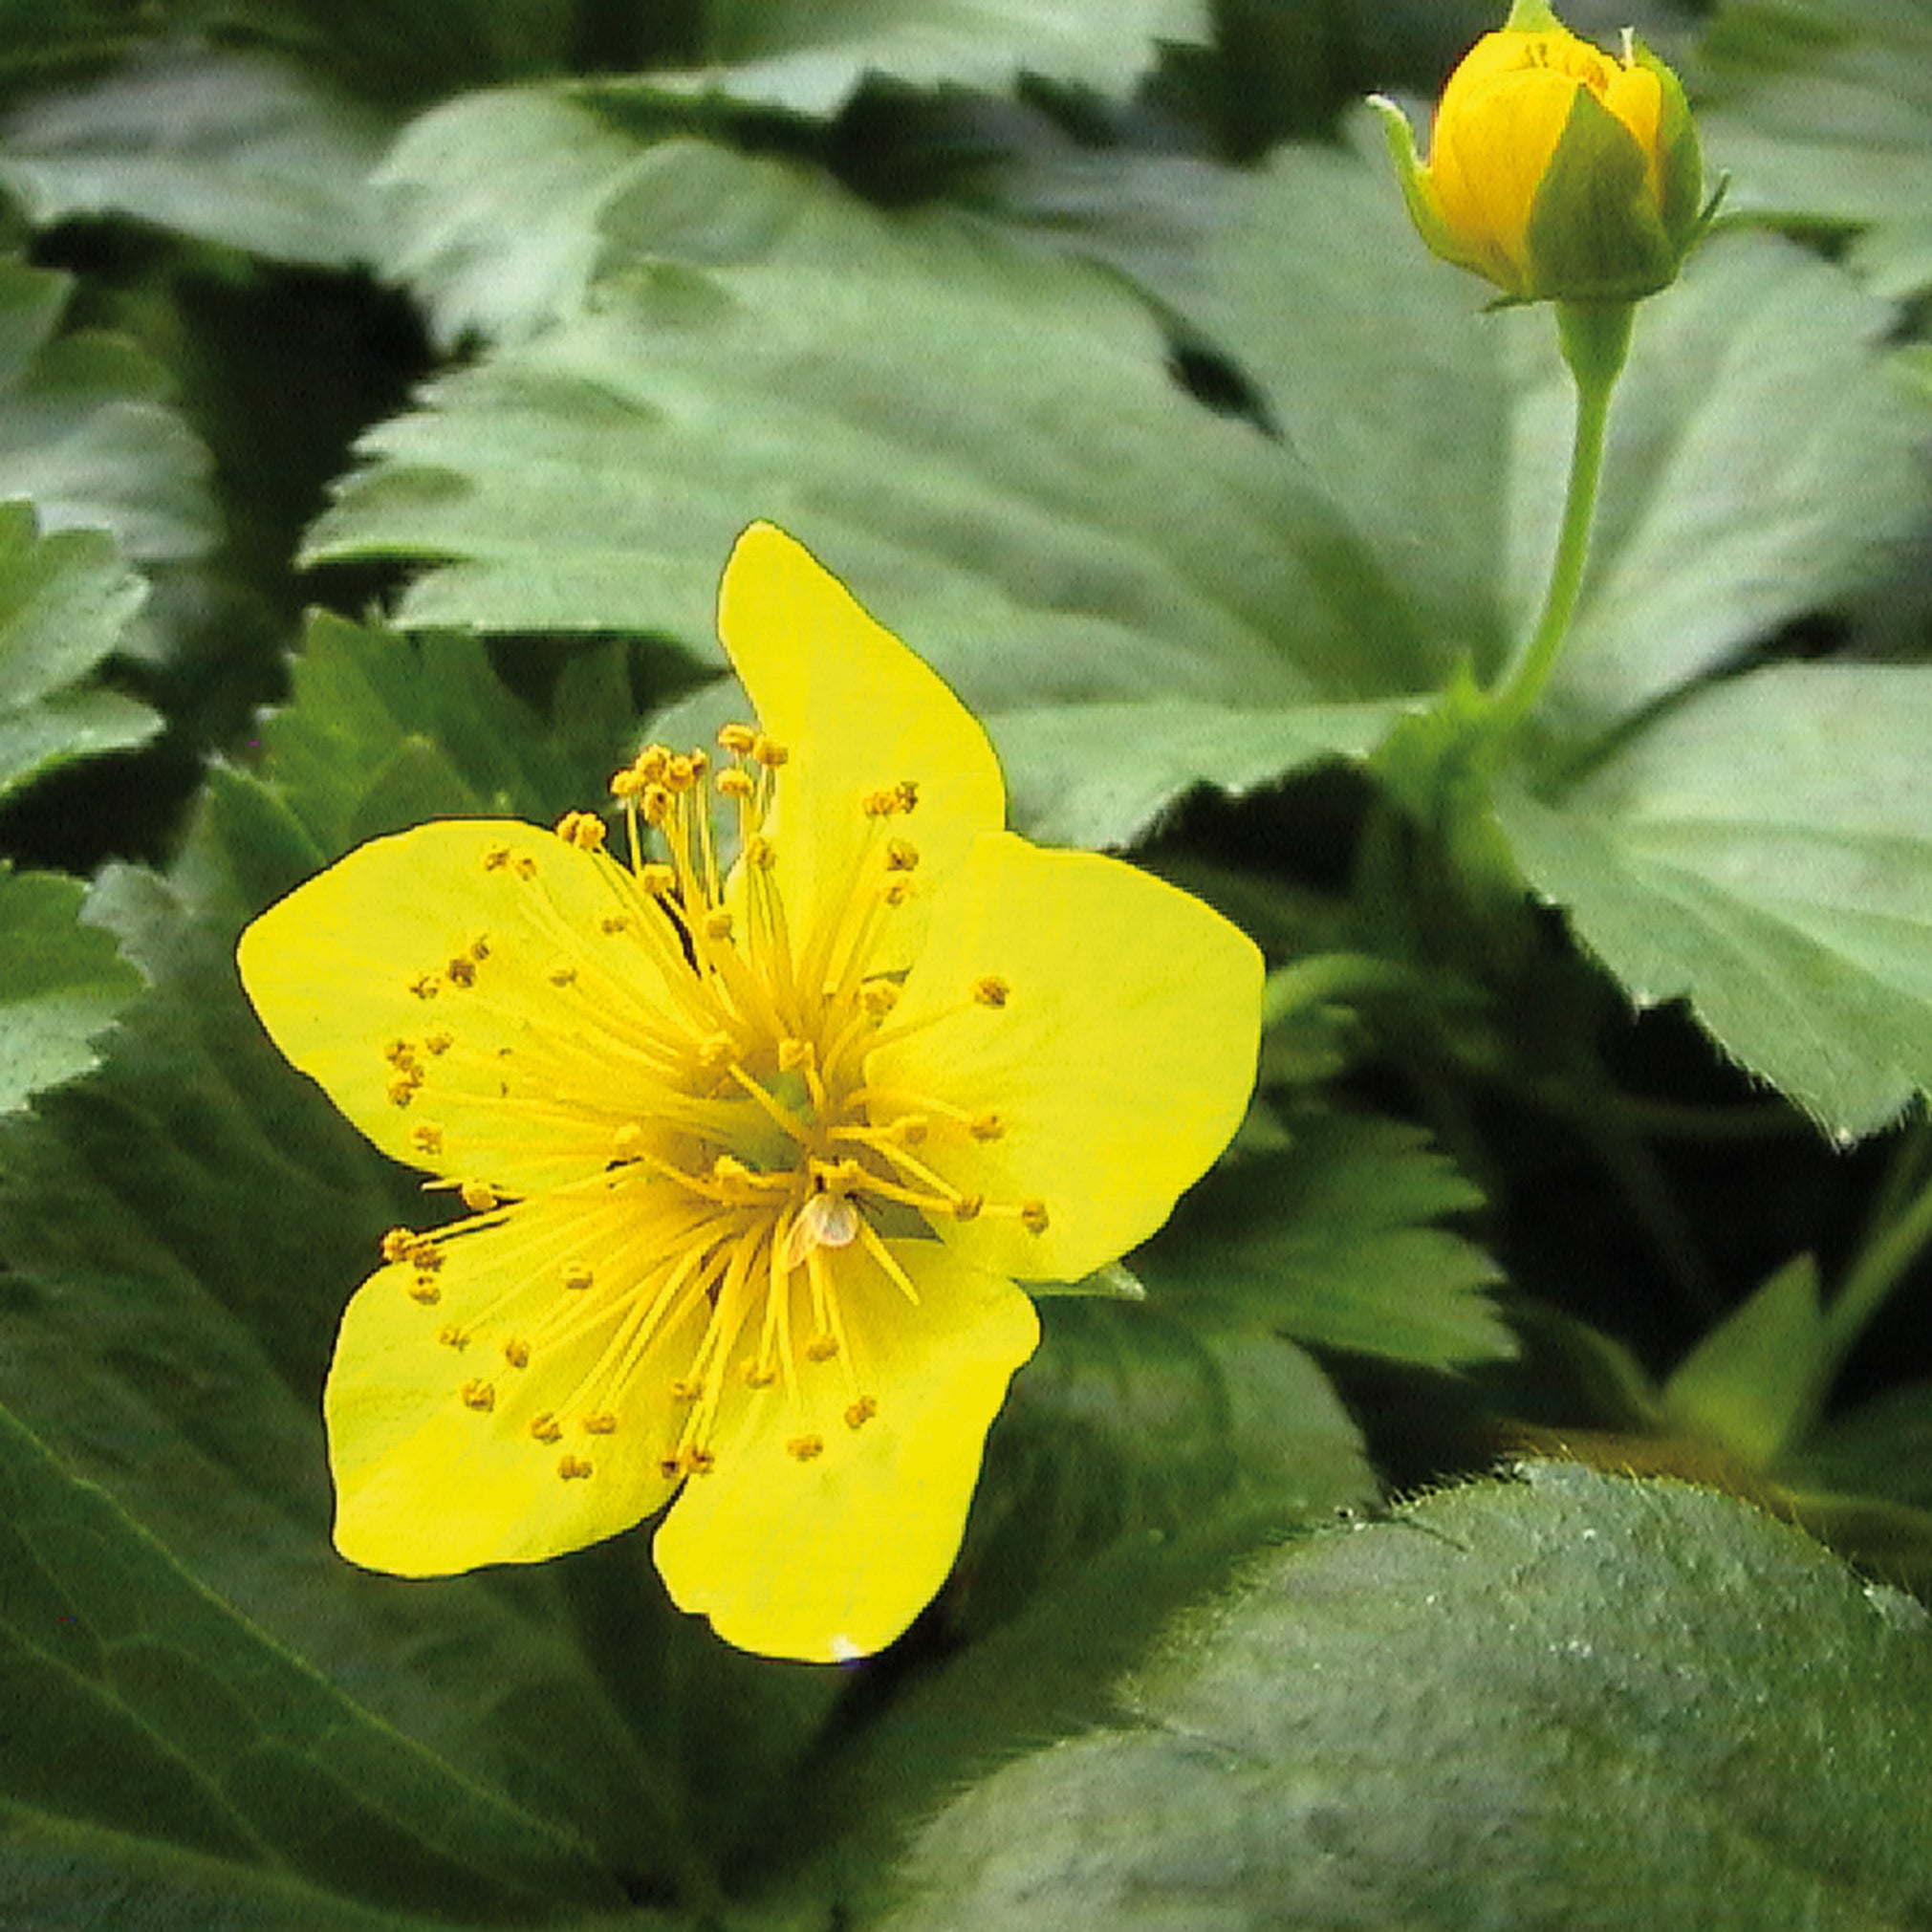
[1138,1112,1512,1368]
[1696,0,1932,298]
[1661,1253,1832,1465]
[0,502,158,801]
[0,256,216,566]
[887,1463,1932,1932]
[1204,130,1931,739]
[373,90,662,347]
[0,47,393,267]
[1496,663,1932,1138]
[306,143,1420,715]
[989,697,1416,849]
[0,1397,622,1917]
[638,0,1210,117]
[1801,1378,1932,1514]
[0,863,143,1114]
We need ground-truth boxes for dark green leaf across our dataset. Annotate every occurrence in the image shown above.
[0,1398,623,1917]
[1138,1112,1512,1367]
[0,863,142,1113]
[887,1463,1932,1932]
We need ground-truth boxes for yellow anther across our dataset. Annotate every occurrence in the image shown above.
[437,1324,469,1349]
[697,1032,735,1068]
[468,934,490,962]
[656,1453,681,1479]
[777,1037,814,1074]
[953,1195,985,1222]
[702,909,733,942]
[460,1179,499,1212]
[611,1123,644,1161]
[969,1112,1004,1141]
[407,973,440,1001]
[386,1072,421,1107]
[669,1378,705,1402]
[530,1413,563,1444]
[445,956,477,988]
[407,1278,441,1306]
[635,746,669,784]
[741,1360,778,1388]
[383,1037,415,1065]
[717,723,757,755]
[641,785,673,825]
[750,734,788,769]
[845,1396,878,1430]
[884,837,920,872]
[548,963,578,988]
[581,1412,619,1435]
[423,1031,453,1055]
[804,1335,840,1363]
[1021,1199,1050,1235]
[557,1454,594,1481]
[664,754,698,790]
[972,975,1009,1008]
[715,768,754,801]
[599,913,629,935]
[683,1445,716,1475]
[639,862,676,897]
[743,835,775,869]
[482,842,512,870]
[562,1262,594,1292]
[860,787,899,817]
[381,1227,418,1265]
[881,878,912,906]
[459,1378,495,1411]
[554,810,608,851]
[609,767,642,800]
[896,779,919,813]
[786,1434,825,1462]
[712,1154,754,1186]
[503,1337,531,1370]
[410,1122,445,1157]
[512,853,537,879]
[860,979,900,1015]
[407,1239,444,1271]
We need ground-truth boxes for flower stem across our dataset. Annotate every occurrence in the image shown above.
[1484,301,1635,738]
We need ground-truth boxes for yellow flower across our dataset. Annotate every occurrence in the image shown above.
[1372,0,1704,304]
[237,524,1263,1663]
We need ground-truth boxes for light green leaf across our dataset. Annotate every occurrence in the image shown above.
[0,256,216,565]
[1695,0,1932,297]
[305,142,1428,719]
[0,864,143,1113]
[887,1463,1932,1932]
[373,90,658,347]
[1497,663,1932,1137]
[0,503,157,801]
[1662,1253,1832,1465]
[1137,1112,1512,1368]
[989,696,1415,849]
[0,47,393,268]
[1205,132,1931,740]
[640,0,1209,117]
[0,1398,623,1917]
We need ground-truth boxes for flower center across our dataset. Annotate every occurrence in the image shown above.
[380,723,1046,1489]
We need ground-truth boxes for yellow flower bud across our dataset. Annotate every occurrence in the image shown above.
[1372,0,1707,304]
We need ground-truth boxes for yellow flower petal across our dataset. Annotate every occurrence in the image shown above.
[869,833,1262,1283]
[651,1236,1039,1661]
[237,818,697,1194]
[1432,64,1582,289]
[717,523,1005,981]
[327,1184,709,1574]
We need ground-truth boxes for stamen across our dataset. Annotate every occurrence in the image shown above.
[557,1454,594,1480]
[459,1379,495,1412]
[786,1434,824,1461]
